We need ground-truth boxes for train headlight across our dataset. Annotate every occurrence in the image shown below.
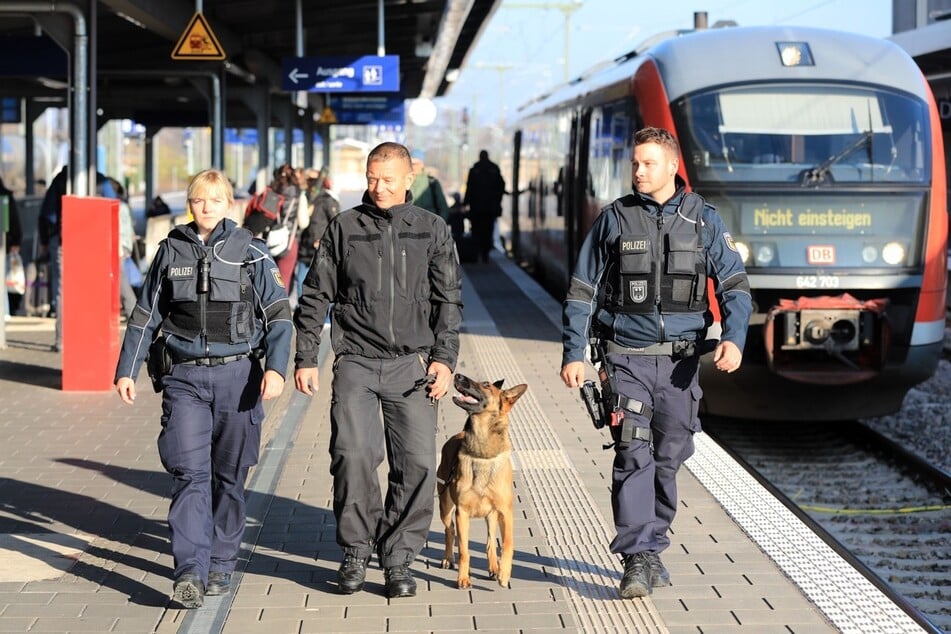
[754,243,776,265]
[861,245,879,263]
[881,242,905,265]
[776,42,814,67]
[735,241,750,264]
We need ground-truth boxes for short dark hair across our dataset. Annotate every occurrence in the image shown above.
[368,142,412,170]
[633,127,679,156]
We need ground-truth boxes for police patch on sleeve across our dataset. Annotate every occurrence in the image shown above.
[271,267,285,288]
[723,232,738,252]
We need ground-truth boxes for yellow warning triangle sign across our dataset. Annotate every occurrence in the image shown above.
[172,13,226,60]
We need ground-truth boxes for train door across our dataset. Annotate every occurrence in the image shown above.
[571,109,592,271]
[511,129,522,258]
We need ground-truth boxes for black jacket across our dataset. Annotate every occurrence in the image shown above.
[464,158,505,217]
[298,190,339,263]
[294,191,462,370]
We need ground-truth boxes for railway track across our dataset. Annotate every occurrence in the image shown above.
[702,418,951,634]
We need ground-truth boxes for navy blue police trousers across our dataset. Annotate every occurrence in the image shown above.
[329,353,437,568]
[158,357,264,583]
[604,353,702,556]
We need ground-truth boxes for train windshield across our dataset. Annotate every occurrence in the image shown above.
[674,84,929,185]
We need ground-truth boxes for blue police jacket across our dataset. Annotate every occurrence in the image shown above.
[114,218,293,381]
[562,181,752,366]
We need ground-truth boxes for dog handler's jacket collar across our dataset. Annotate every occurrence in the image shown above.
[562,179,752,366]
[114,218,294,382]
[294,190,462,370]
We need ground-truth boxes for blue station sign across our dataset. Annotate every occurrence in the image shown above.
[282,55,400,93]
[328,95,405,125]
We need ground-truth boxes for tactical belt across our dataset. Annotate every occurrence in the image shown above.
[605,340,696,358]
[177,353,249,367]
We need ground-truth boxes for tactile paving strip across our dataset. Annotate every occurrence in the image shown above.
[686,434,925,634]
[463,288,668,633]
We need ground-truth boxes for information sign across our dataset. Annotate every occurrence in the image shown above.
[282,56,399,92]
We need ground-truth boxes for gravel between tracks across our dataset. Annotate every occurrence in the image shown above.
[861,342,951,473]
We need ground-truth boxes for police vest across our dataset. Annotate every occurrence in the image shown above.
[604,192,708,315]
[163,229,255,344]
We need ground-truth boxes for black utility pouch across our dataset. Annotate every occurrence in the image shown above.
[146,335,172,393]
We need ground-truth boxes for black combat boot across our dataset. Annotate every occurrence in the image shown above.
[384,564,416,598]
[619,552,652,598]
[337,553,369,594]
[206,571,232,596]
[173,572,205,608]
[646,552,670,587]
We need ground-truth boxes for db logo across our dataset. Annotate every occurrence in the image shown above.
[807,245,835,265]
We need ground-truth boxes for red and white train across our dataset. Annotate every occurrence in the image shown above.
[509,25,947,420]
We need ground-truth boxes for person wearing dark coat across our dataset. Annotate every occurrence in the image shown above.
[294,142,462,600]
[2,176,23,316]
[295,175,340,298]
[463,150,505,262]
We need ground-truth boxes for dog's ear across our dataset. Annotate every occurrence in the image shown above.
[503,384,528,406]
[492,379,505,389]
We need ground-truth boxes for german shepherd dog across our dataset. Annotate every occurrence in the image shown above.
[437,374,528,588]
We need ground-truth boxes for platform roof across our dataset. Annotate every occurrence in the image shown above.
[0,0,499,129]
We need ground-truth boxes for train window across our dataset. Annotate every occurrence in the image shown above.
[673,84,929,185]
[589,100,631,202]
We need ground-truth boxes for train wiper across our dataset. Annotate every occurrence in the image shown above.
[800,130,873,186]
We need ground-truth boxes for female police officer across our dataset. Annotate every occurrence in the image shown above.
[114,168,292,608]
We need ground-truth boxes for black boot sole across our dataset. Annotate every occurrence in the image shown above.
[173,580,204,608]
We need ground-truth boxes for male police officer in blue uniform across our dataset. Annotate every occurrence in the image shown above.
[115,169,292,608]
[560,127,751,598]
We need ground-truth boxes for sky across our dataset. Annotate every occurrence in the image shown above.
[438,0,893,125]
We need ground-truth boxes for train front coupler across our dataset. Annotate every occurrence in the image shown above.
[763,294,890,384]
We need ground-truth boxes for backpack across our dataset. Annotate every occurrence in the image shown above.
[244,188,291,257]
[245,187,286,226]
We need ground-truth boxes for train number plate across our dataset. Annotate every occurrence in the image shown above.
[795,275,840,289]
[807,245,836,265]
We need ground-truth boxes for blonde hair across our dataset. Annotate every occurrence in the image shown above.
[187,168,234,204]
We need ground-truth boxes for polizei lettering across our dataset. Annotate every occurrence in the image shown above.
[168,266,195,278]
[621,239,648,251]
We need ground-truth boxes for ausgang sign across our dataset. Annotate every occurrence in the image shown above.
[281,55,399,93]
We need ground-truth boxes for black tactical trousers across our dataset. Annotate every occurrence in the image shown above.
[329,353,437,568]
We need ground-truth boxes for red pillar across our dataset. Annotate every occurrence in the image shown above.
[62,196,119,391]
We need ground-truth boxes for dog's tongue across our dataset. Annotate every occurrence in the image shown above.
[456,393,478,403]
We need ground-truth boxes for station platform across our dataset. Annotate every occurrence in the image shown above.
[0,252,924,633]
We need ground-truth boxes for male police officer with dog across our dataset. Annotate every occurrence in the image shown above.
[560,127,751,599]
[294,142,462,599]
[115,169,292,608]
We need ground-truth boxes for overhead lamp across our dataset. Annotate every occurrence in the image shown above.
[408,98,437,126]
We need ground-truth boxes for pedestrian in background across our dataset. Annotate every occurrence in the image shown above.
[294,141,462,599]
[295,171,339,299]
[244,163,302,291]
[38,167,116,350]
[108,177,140,320]
[559,127,751,598]
[409,150,451,220]
[463,149,505,262]
[114,168,292,609]
[1,175,23,317]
